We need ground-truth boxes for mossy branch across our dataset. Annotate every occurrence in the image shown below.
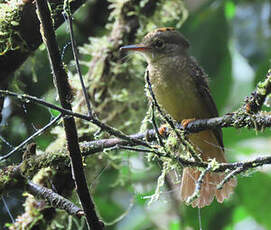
[0,0,86,84]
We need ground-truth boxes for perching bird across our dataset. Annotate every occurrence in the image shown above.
[121,27,236,208]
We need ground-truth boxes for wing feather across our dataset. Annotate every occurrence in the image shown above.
[187,57,224,150]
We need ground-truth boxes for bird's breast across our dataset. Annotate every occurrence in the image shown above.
[147,60,206,122]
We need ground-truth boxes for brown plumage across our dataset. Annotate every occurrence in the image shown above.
[121,28,236,208]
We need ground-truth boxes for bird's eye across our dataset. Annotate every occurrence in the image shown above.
[153,39,164,49]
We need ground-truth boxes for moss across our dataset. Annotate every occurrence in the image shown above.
[20,151,69,179]
[256,69,271,96]
[0,165,23,194]
[8,168,56,230]
[0,0,25,55]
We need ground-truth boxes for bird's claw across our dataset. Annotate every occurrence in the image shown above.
[181,118,196,128]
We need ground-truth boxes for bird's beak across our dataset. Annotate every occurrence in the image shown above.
[120,44,149,52]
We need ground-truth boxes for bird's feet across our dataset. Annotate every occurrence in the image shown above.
[158,124,167,136]
[181,118,196,128]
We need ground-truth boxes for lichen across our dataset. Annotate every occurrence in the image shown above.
[255,69,271,96]
[0,0,25,55]
[8,168,55,230]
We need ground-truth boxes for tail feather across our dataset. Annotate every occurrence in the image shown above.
[180,168,236,208]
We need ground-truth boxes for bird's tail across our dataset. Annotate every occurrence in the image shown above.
[180,167,237,208]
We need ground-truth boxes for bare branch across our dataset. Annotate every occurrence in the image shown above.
[63,7,93,117]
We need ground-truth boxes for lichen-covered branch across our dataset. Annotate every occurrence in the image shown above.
[26,181,83,217]
[187,163,213,203]
[245,69,271,113]
[0,0,86,84]
[0,151,70,196]
[2,136,271,193]
[184,111,271,133]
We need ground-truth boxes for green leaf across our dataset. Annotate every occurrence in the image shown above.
[225,0,236,20]
[232,206,249,223]
[94,196,123,222]
[237,172,271,229]
[50,109,61,117]
[169,220,181,230]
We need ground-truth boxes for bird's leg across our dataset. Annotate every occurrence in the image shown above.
[158,124,168,136]
[181,118,196,128]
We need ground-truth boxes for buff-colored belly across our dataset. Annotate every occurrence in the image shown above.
[149,69,205,122]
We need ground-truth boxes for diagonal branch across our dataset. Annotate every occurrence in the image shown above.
[63,6,93,117]
[0,114,62,161]
[26,181,84,217]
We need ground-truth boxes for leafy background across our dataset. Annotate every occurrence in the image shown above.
[1,0,271,229]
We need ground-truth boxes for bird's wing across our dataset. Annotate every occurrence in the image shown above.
[188,57,224,150]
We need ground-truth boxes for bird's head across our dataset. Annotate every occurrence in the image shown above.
[120,27,190,64]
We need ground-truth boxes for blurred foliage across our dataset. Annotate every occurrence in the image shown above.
[1,0,271,229]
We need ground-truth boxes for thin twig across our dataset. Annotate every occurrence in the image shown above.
[1,196,14,223]
[0,90,90,120]
[116,145,161,154]
[0,114,62,161]
[186,163,213,203]
[0,96,4,124]
[63,4,93,117]
[217,167,243,190]
[151,102,168,151]
[81,129,157,155]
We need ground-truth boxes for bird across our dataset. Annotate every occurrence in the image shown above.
[120,27,236,208]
